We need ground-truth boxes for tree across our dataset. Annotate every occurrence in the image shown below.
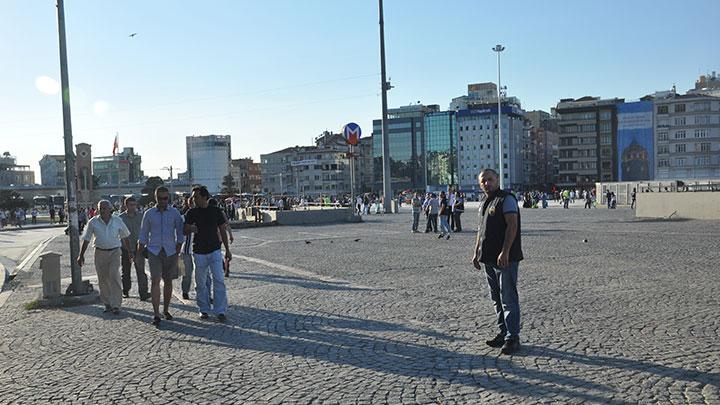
[139,176,164,206]
[0,190,29,211]
[221,174,238,196]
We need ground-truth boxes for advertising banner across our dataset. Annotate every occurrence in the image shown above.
[617,101,654,181]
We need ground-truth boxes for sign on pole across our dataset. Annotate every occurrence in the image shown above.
[342,123,361,146]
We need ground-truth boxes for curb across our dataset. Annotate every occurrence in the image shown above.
[0,224,66,232]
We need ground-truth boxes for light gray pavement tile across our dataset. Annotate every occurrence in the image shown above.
[0,205,718,403]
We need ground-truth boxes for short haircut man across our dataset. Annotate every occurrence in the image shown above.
[472,167,524,355]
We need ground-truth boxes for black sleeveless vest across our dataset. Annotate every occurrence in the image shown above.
[477,189,523,265]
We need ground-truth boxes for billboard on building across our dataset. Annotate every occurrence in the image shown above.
[617,101,654,181]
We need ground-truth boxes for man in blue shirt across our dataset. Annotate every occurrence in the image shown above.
[138,186,184,325]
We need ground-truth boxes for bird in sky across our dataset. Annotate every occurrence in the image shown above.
[129,33,138,38]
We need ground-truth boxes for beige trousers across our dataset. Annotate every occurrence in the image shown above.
[94,248,123,309]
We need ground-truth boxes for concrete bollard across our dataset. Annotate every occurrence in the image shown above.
[39,252,62,299]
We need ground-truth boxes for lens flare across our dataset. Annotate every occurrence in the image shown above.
[35,76,60,95]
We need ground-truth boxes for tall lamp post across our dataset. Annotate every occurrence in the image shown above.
[492,44,505,190]
[57,0,84,295]
[379,0,393,213]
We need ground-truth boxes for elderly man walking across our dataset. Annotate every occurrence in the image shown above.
[78,200,133,314]
[472,168,524,355]
[138,187,184,325]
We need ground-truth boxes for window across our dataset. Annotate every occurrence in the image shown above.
[695,115,709,125]
[674,130,686,139]
[658,159,669,167]
[599,111,612,120]
[657,105,669,114]
[658,145,669,154]
[700,142,710,152]
[676,158,685,167]
[694,129,707,138]
[675,104,686,113]
[674,117,686,126]
[693,102,711,112]
[658,131,669,141]
[600,122,611,133]
[696,156,710,166]
[675,144,686,153]
[601,135,611,145]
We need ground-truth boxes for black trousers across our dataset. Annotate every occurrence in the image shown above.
[453,211,462,231]
[425,214,438,232]
[121,248,149,298]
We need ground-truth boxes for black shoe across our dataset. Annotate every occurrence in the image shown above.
[111,308,120,315]
[437,234,444,239]
[199,312,209,320]
[122,292,130,298]
[217,314,227,322]
[139,293,150,301]
[501,339,520,355]
[163,311,173,321]
[224,270,229,277]
[445,234,450,240]
[152,316,161,325]
[182,292,190,300]
[103,304,112,313]
[485,333,505,348]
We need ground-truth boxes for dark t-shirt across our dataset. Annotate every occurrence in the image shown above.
[439,197,449,216]
[185,207,226,254]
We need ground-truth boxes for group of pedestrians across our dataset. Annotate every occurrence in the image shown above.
[77,185,233,325]
[410,191,464,238]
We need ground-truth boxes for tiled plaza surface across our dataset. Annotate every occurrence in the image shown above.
[1,204,718,404]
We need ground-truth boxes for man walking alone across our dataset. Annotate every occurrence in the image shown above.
[410,192,422,233]
[472,169,523,355]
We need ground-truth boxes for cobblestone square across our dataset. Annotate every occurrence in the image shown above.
[1,204,719,403]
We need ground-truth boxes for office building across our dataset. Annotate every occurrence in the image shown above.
[424,110,457,190]
[39,155,66,186]
[230,158,262,194]
[456,103,525,191]
[186,135,231,194]
[357,136,374,193]
[261,132,352,197]
[93,147,143,185]
[523,111,559,190]
[555,97,624,188]
[653,90,720,180]
[0,153,35,186]
[372,104,440,193]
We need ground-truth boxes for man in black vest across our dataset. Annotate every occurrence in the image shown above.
[472,168,523,355]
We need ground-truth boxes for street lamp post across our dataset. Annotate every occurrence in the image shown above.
[492,44,505,190]
[379,0,393,213]
[56,0,84,295]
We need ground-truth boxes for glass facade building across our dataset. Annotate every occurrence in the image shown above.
[372,105,439,193]
[424,111,457,190]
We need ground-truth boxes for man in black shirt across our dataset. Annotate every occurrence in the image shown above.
[184,186,232,322]
[472,168,523,355]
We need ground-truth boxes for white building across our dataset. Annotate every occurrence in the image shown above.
[653,91,720,180]
[186,135,231,194]
[456,104,525,191]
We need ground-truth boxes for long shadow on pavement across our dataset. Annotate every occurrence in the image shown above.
[230,272,385,292]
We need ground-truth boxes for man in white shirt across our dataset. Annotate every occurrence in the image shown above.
[78,200,133,314]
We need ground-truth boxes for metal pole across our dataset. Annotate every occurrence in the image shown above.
[493,44,505,190]
[349,144,356,206]
[57,0,83,295]
[379,0,392,213]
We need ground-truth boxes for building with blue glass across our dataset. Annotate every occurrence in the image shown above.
[372,104,439,193]
[424,111,457,190]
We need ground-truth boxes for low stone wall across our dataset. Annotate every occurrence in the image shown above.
[264,207,359,225]
[636,192,720,220]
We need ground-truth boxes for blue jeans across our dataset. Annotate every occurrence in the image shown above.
[181,252,211,295]
[193,249,227,315]
[411,212,420,231]
[484,262,520,341]
[439,215,450,235]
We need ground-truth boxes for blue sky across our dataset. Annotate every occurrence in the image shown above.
[1,0,718,178]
